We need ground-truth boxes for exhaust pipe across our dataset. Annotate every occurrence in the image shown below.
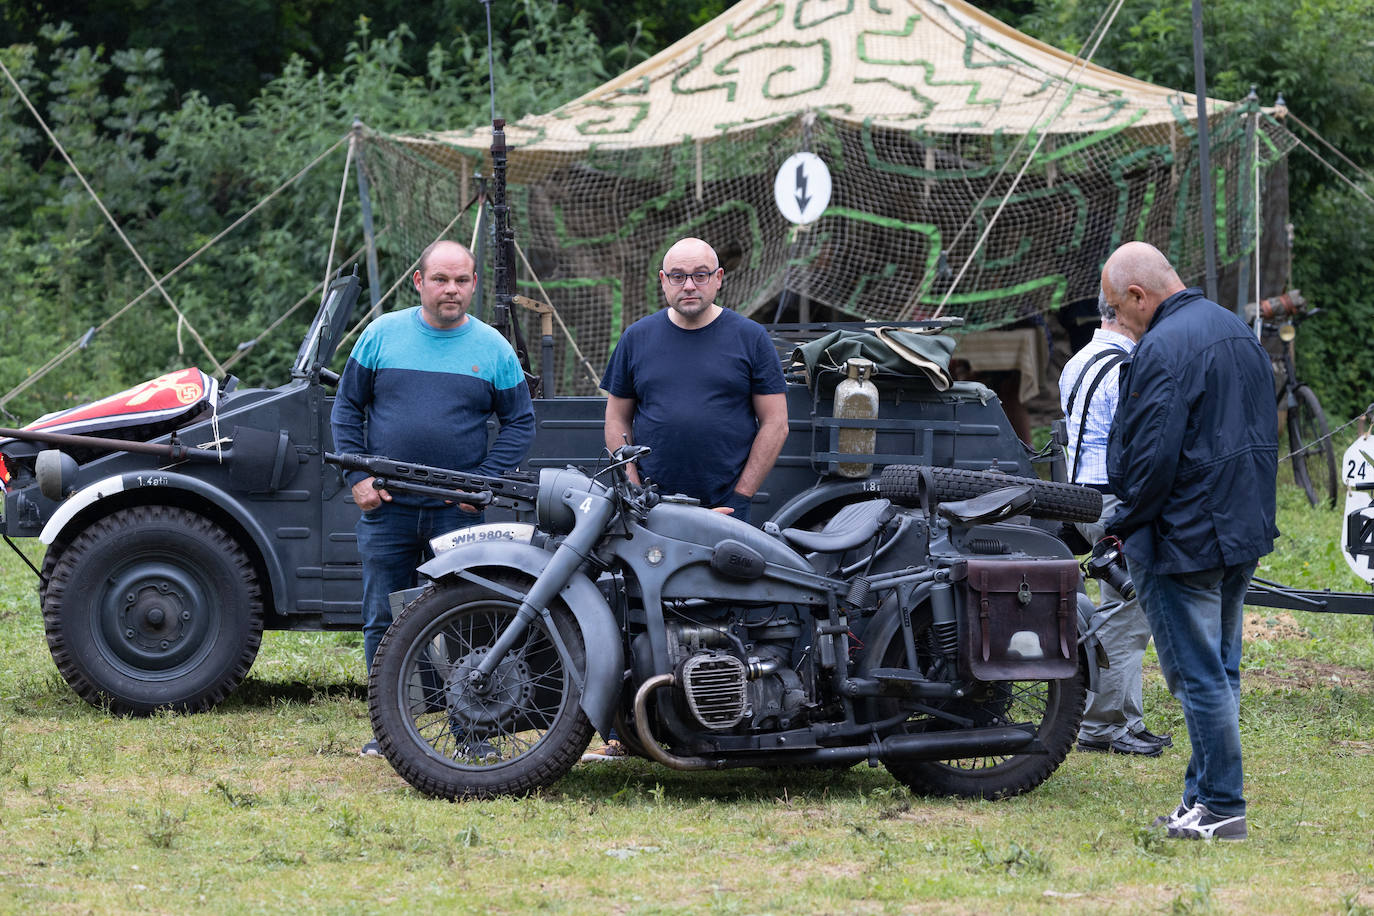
[630,673,1039,771]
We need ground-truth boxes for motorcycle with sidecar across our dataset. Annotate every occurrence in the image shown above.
[329,445,1116,801]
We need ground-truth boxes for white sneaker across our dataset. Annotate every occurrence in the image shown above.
[1167,803,1247,840]
[1151,801,1194,828]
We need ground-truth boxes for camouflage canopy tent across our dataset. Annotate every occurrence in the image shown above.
[358,0,1296,395]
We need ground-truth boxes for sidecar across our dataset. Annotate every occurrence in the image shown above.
[362,453,1109,802]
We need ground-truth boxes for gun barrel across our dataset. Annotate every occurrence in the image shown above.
[324,452,539,506]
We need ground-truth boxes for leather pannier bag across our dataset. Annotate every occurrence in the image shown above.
[954,558,1080,681]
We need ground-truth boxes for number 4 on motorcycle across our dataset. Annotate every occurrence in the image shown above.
[364,451,1119,802]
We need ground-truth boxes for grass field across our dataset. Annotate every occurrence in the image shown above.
[0,478,1371,915]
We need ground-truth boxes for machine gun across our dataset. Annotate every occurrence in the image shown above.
[325,452,540,510]
[487,119,542,396]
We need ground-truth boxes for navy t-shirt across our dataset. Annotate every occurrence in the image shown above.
[600,308,786,506]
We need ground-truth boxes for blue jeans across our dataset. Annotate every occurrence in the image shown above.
[1130,557,1254,817]
[356,502,481,671]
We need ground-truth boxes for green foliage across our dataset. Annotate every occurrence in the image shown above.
[0,3,610,420]
[1007,0,1374,430]
[1291,181,1374,425]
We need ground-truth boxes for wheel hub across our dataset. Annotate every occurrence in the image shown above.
[101,562,209,671]
[443,647,532,730]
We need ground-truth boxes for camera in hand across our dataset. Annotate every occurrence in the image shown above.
[1083,535,1134,600]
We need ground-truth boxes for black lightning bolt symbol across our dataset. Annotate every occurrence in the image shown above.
[794,162,811,213]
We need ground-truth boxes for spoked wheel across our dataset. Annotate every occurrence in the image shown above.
[1288,384,1337,509]
[368,574,593,800]
[861,611,1084,799]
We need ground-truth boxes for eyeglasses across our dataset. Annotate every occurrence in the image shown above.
[663,269,718,287]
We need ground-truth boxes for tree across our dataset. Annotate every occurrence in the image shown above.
[0,4,614,419]
[1000,0,1374,424]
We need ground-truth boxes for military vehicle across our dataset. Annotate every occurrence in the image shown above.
[0,275,1045,715]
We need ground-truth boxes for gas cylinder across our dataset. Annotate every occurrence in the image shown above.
[834,357,879,478]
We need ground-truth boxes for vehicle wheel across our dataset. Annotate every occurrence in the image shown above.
[1288,385,1337,509]
[880,465,1101,523]
[369,574,594,800]
[859,607,1085,800]
[42,506,263,714]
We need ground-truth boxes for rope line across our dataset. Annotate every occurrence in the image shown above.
[322,137,356,303]
[218,245,367,375]
[1284,110,1374,187]
[0,55,224,375]
[0,133,348,410]
[929,0,1128,319]
[1276,404,1371,465]
[513,241,604,387]
[934,0,1125,265]
[338,192,486,348]
[1284,131,1374,209]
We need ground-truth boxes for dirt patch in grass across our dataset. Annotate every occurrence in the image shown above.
[1244,611,1311,642]
[1243,656,1374,691]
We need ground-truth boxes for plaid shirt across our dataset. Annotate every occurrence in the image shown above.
[1059,328,1134,486]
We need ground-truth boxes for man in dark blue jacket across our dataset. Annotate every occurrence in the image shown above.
[1104,242,1278,841]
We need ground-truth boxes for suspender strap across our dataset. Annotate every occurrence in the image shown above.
[1066,348,1129,484]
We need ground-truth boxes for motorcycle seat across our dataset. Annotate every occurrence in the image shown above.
[780,498,893,553]
[936,485,1034,527]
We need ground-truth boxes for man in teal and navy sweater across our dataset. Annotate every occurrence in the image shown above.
[332,240,534,756]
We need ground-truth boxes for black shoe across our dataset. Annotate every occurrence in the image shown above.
[1133,726,1173,748]
[1167,803,1247,840]
[1077,732,1164,757]
[360,740,382,758]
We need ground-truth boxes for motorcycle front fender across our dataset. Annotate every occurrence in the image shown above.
[416,542,623,740]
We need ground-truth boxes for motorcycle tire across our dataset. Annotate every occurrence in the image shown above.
[882,670,1086,800]
[859,604,1086,800]
[879,464,1101,524]
[368,574,594,800]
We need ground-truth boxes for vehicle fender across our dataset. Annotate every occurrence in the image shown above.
[39,471,290,619]
[768,478,881,530]
[418,542,623,739]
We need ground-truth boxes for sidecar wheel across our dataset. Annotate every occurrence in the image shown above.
[368,575,594,800]
[882,671,1086,800]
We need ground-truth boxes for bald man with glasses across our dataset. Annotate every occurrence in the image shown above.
[601,237,788,524]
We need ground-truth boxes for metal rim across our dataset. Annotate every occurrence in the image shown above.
[89,551,218,681]
[392,598,572,771]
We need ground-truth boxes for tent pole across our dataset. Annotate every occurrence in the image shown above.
[1235,87,1259,319]
[352,121,382,314]
[1191,0,1219,301]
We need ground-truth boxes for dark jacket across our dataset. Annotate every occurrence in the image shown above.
[1105,288,1279,574]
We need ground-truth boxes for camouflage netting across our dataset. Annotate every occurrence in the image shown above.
[356,0,1298,396]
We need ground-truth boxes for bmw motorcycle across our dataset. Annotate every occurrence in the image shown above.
[328,447,1113,801]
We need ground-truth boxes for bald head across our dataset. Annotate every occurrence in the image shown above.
[659,236,724,329]
[1101,242,1186,339]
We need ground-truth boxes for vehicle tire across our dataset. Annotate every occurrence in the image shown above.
[369,573,594,800]
[42,506,263,715]
[1288,385,1337,509]
[880,464,1101,523]
[859,606,1085,800]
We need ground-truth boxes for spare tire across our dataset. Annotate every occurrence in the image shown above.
[879,465,1101,523]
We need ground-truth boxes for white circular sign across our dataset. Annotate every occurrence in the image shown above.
[774,152,832,225]
[1340,434,1374,584]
